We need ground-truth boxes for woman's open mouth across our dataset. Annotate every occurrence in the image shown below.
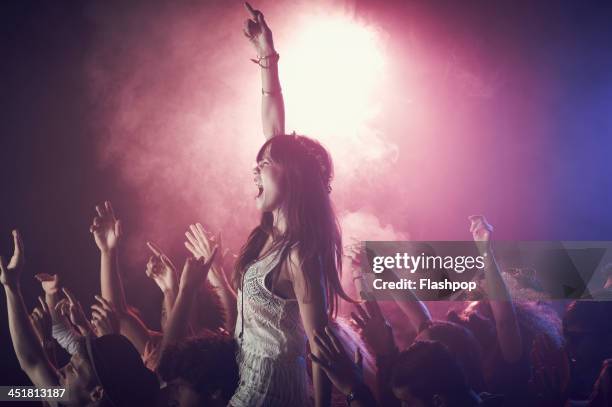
[255,185,264,199]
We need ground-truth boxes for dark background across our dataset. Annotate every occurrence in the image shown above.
[2,0,612,393]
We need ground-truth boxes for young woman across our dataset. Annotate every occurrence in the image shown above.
[186,4,353,405]
[226,3,353,406]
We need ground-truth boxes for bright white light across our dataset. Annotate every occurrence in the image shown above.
[282,10,394,178]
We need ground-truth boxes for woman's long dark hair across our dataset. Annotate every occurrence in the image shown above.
[233,134,354,317]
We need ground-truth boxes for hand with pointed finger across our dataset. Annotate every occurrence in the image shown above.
[60,288,93,336]
[90,201,122,253]
[146,241,178,294]
[90,295,120,337]
[0,230,25,289]
[468,215,493,254]
[350,301,396,357]
[30,296,52,344]
[310,326,365,397]
[34,273,60,296]
[243,2,275,57]
[180,247,218,295]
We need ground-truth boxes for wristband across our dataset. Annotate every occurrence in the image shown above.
[251,52,280,68]
[262,88,282,96]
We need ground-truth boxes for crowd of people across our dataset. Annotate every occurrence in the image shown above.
[2,2,612,407]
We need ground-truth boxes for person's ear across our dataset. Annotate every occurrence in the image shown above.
[89,385,104,402]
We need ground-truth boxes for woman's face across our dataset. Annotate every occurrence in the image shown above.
[253,149,284,212]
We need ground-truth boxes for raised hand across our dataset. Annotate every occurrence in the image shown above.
[185,224,229,286]
[179,247,218,294]
[310,326,365,397]
[90,295,120,337]
[30,296,52,345]
[58,288,92,336]
[34,273,60,296]
[145,241,178,293]
[90,201,122,253]
[0,230,25,288]
[469,215,493,253]
[243,2,275,57]
[350,301,396,357]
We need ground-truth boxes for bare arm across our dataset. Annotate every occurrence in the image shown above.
[288,249,332,407]
[347,244,431,333]
[470,215,522,363]
[310,327,377,407]
[90,201,128,312]
[350,302,400,407]
[118,310,155,354]
[185,225,237,332]
[1,231,59,392]
[387,270,432,333]
[145,242,179,331]
[161,251,216,353]
[244,2,285,139]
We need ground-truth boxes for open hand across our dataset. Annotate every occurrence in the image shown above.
[185,224,229,287]
[351,301,396,356]
[0,230,24,288]
[90,295,120,337]
[145,241,178,293]
[90,201,122,253]
[180,247,218,294]
[310,326,365,396]
[243,2,275,57]
[469,215,493,254]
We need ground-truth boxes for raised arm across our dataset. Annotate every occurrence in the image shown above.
[90,201,127,313]
[469,215,522,363]
[145,241,179,331]
[185,224,237,332]
[347,243,432,333]
[244,2,285,139]
[161,249,217,353]
[1,230,59,390]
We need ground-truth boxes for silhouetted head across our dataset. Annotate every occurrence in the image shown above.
[391,341,479,407]
[415,320,485,392]
[58,334,159,406]
[158,331,238,407]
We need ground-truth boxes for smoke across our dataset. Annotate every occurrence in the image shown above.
[84,0,403,271]
[84,0,548,279]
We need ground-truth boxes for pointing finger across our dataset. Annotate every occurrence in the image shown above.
[62,287,77,306]
[244,2,257,19]
[146,241,162,257]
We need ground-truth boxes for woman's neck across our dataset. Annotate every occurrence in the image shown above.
[271,206,287,239]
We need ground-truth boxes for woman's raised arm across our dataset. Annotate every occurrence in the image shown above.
[244,2,285,139]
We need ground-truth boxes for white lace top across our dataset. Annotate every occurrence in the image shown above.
[230,249,311,407]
